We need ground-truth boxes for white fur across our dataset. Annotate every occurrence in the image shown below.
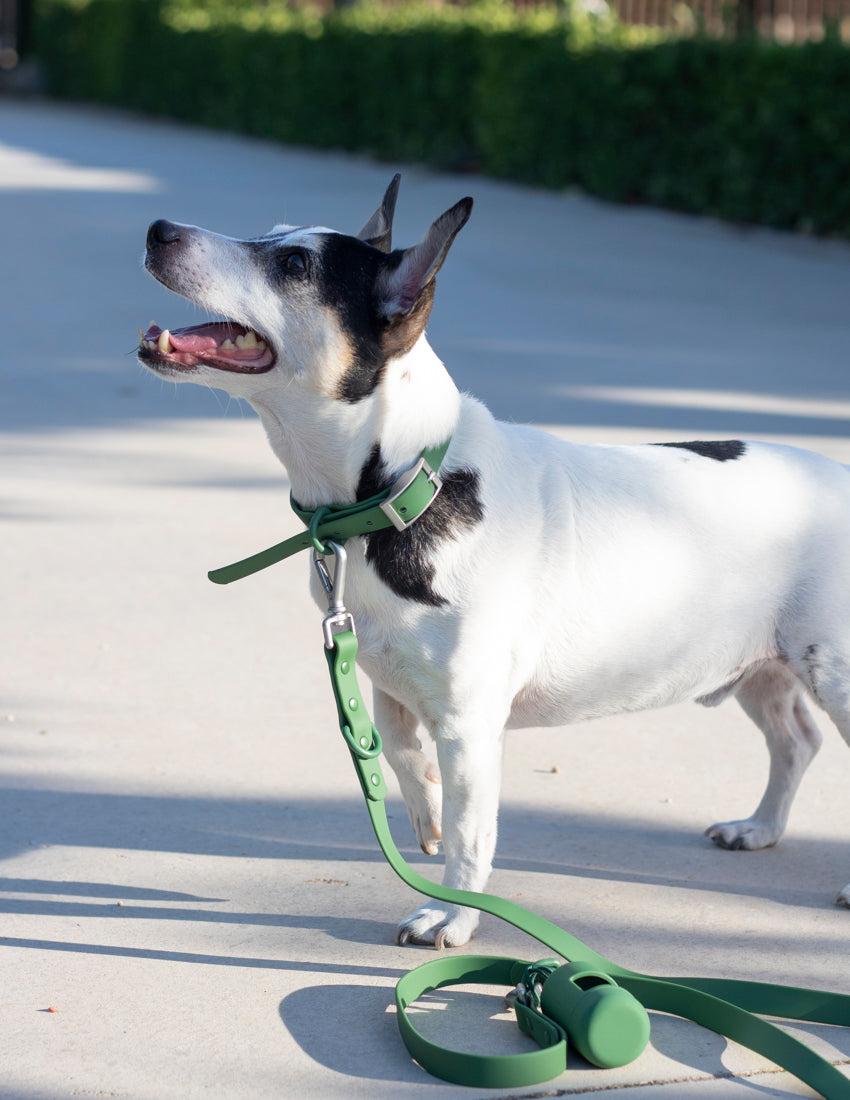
[142,202,850,949]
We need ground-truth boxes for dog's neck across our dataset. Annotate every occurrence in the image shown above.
[250,335,461,509]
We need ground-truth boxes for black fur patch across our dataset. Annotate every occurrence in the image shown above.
[249,231,390,403]
[313,234,389,403]
[657,440,746,462]
[356,445,485,606]
[252,232,440,403]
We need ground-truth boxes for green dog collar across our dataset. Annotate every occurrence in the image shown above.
[207,437,450,585]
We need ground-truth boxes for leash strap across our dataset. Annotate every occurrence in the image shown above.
[325,628,850,1094]
[207,439,450,585]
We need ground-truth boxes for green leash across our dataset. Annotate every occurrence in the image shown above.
[209,444,850,1093]
[325,614,850,1094]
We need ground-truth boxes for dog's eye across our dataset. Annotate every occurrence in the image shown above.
[284,250,307,274]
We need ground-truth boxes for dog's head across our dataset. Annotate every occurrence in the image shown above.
[138,175,472,405]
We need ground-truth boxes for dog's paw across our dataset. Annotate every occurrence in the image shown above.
[835,885,850,908]
[395,903,479,949]
[705,818,780,851]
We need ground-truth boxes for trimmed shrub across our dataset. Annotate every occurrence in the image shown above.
[32,0,850,235]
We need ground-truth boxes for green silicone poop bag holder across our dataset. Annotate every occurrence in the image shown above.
[536,960,651,1068]
[210,528,850,1095]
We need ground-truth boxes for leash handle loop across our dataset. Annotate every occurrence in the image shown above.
[394,954,569,1088]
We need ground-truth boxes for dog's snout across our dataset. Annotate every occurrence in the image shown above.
[147,219,182,249]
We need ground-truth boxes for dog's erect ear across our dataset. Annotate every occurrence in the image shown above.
[357,174,402,253]
[378,196,473,322]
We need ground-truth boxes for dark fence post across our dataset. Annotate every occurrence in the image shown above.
[736,0,756,34]
[0,0,28,63]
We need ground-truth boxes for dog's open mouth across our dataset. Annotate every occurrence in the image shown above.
[138,321,276,373]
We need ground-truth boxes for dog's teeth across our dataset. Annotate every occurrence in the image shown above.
[221,339,235,351]
[256,340,267,351]
[157,329,172,353]
[236,331,258,350]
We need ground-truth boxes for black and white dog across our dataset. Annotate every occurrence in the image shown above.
[140,176,850,948]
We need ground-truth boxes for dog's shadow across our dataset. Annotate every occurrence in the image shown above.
[491,800,835,912]
[2,783,845,919]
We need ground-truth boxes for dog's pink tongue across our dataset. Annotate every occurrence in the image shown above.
[170,331,218,354]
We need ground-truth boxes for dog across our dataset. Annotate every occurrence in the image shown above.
[139,175,850,948]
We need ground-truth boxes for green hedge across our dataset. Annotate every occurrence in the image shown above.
[32,0,850,235]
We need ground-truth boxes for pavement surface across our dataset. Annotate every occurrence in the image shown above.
[4,97,850,1100]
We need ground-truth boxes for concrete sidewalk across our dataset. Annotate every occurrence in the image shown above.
[4,98,850,1099]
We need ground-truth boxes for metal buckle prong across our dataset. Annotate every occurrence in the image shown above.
[378,457,443,532]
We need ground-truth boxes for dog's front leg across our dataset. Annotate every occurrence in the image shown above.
[395,723,503,949]
[373,689,443,856]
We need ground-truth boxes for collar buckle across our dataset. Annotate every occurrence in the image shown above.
[379,456,443,532]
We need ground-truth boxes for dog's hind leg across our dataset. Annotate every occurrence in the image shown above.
[705,660,822,852]
[784,643,850,907]
[373,689,443,856]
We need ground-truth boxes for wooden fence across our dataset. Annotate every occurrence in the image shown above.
[474,0,850,40]
[605,0,850,39]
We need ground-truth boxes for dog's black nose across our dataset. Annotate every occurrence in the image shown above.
[147,219,182,249]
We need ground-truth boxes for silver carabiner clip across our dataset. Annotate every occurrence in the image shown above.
[313,539,348,613]
[313,540,356,648]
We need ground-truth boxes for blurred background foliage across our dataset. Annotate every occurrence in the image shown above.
[24,0,850,235]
